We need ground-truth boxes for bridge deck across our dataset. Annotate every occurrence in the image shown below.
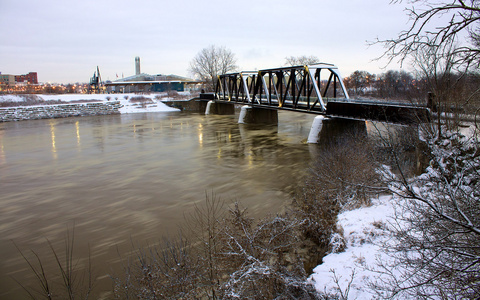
[203,95,430,124]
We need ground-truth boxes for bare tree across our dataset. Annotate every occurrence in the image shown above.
[284,55,320,66]
[189,45,238,90]
[369,3,480,298]
[372,129,480,299]
[374,0,480,134]
[376,0,480,68]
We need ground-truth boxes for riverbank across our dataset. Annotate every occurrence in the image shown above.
[309,194,396,299]
[0,93,183,122]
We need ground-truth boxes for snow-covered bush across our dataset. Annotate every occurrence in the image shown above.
[218,204,320,299]
[112,236,201,299]
[113,196,321,299]
[374,128,480,299]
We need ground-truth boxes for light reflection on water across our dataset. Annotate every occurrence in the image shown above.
[0,110,317,299]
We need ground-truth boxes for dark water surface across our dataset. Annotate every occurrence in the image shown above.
[0,110,318,299]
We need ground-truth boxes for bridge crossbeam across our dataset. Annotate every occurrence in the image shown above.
[214,63,350,113]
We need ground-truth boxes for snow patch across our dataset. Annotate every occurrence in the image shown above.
[309,195,396,299]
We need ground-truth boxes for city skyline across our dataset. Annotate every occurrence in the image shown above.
[1,0,422,84]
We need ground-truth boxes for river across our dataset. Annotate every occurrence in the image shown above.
[0,110,319,299]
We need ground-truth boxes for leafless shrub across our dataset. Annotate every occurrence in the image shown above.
[220,260,320,300]
[112,194,225,299]
[128,96,150,103]
[218,203,320,299]
[327,269,357,300]
[129,96,154,108]
[14,227,95,300]
[167,90,178,97]
[372,124,428,177]
[185,193,225,298]
[112,234,200,299]
[294,137,384,251]
[112,195,321,299]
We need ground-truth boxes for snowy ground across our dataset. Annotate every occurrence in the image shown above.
[309,195,398,299]
[0,93,184,114]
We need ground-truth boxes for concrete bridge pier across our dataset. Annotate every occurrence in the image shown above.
[205,101,235,115]
[307,116,326,143]
[197,100,209,112]
[238,106,278,124]
[307,116,367,144]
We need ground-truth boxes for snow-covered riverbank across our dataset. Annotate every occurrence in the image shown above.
[309,194,397,299]
[0,93,183,114]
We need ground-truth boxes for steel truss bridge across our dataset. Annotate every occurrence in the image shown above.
[214,63,347,113]
[212,63,430,123]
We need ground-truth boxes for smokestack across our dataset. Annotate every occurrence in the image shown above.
[135,56,141,75]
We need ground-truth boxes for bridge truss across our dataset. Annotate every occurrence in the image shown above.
[214,63,350,113]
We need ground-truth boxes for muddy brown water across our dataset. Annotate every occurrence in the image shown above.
[0,110,321,299]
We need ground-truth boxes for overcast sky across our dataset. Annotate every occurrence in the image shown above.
[0,0,414,84]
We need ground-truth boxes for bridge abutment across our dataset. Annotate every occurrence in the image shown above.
[205,101,235,115]
[307,117,367,144]
[238,106,278,124]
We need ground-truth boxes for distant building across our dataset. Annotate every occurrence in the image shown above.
[0,72,38,85]
[15,72,38,84]
[0,74,15,85]
[105,73,202,93]
[135,57,141,75]
[105,57,202,93]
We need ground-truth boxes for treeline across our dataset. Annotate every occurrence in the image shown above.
[343,70,480,111]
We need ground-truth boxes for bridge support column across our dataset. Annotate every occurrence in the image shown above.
[205,101,235,115]
[198,100,209,112]
[307,117,367,144]
[307,116,326,143]
[238,106,278,124]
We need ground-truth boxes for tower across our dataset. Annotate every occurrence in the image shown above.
[135,56,141,75]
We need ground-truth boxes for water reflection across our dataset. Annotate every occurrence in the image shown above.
[49,120,57,159]
[75,120,81,150]
[0,131,5,165]
[0,111,316,299]
[198,123,204,147]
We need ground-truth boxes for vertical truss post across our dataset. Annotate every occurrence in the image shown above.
[278,71,285,107]
[307,66,325,111]
[260,71,270,105]
[241,72,252,103]
[330,68,350,99]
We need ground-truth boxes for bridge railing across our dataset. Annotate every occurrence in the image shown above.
[214,63,350,113]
